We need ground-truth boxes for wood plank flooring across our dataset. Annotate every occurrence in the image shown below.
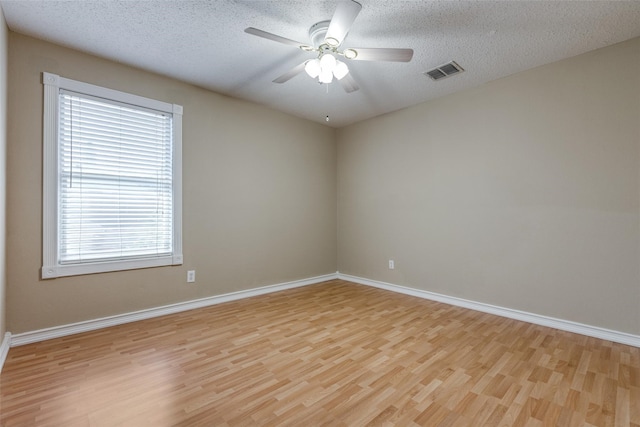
[1,279,638,426]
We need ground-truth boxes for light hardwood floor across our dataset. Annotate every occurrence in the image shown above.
[1,280,638,426]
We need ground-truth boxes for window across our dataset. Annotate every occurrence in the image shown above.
[42,72,182,278]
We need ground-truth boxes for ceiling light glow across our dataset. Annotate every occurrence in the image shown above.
[319,69,333,84]
[306,53,350,85]
[305,59,321,78]
[320,53,337,72]
[334,60,349,80]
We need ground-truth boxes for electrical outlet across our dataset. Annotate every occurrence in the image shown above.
[389,260,395,270]
[187,270,196,283]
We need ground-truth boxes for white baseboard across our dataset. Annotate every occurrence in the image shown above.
[10,273,339,347]
[338,273,640,348]
[0,332,11,373]
[9,272,639,349]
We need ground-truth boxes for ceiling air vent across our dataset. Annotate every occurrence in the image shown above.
[424,61,464,81]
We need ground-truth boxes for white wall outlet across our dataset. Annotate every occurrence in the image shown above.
[389,260,395,270]
[187,270,196,283]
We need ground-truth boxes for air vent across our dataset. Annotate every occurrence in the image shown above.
[424,61,464,81]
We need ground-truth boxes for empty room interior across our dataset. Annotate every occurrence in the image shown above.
[0,1,639,426]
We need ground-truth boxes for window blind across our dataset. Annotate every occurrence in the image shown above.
[58,91,174,264]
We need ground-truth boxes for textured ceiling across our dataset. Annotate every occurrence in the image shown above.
[2,0,640,128]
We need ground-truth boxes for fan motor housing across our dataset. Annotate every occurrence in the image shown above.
[309,20,331,47]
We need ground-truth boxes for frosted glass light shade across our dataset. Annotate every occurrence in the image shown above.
[305,59,321,78]
[333,60,349,80]
[319,70,333,84]
[320,54,337,73]
[306,54,348,84]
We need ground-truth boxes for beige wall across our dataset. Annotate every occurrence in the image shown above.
[337,38,640,334]
[0,7,7,339]
[7,33,337,334]
[6,30,640,338]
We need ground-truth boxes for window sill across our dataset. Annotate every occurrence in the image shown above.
[42,254,183,279]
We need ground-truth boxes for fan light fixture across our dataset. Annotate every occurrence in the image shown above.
[244,0,414,94]
[305,53,349,84]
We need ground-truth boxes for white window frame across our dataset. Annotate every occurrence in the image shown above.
[41,72,183,279]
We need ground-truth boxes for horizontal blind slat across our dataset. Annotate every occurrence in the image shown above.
[58,91,174,264]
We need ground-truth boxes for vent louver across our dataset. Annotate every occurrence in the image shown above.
[424,61,464,81]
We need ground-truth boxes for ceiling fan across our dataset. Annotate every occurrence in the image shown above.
[245,0,413,93]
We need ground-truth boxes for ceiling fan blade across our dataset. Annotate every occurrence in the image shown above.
[273,61,307,83]
[339,73,359,93]
[325,0,362,47]
[350,48,414,62]
[245,27,307,48]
